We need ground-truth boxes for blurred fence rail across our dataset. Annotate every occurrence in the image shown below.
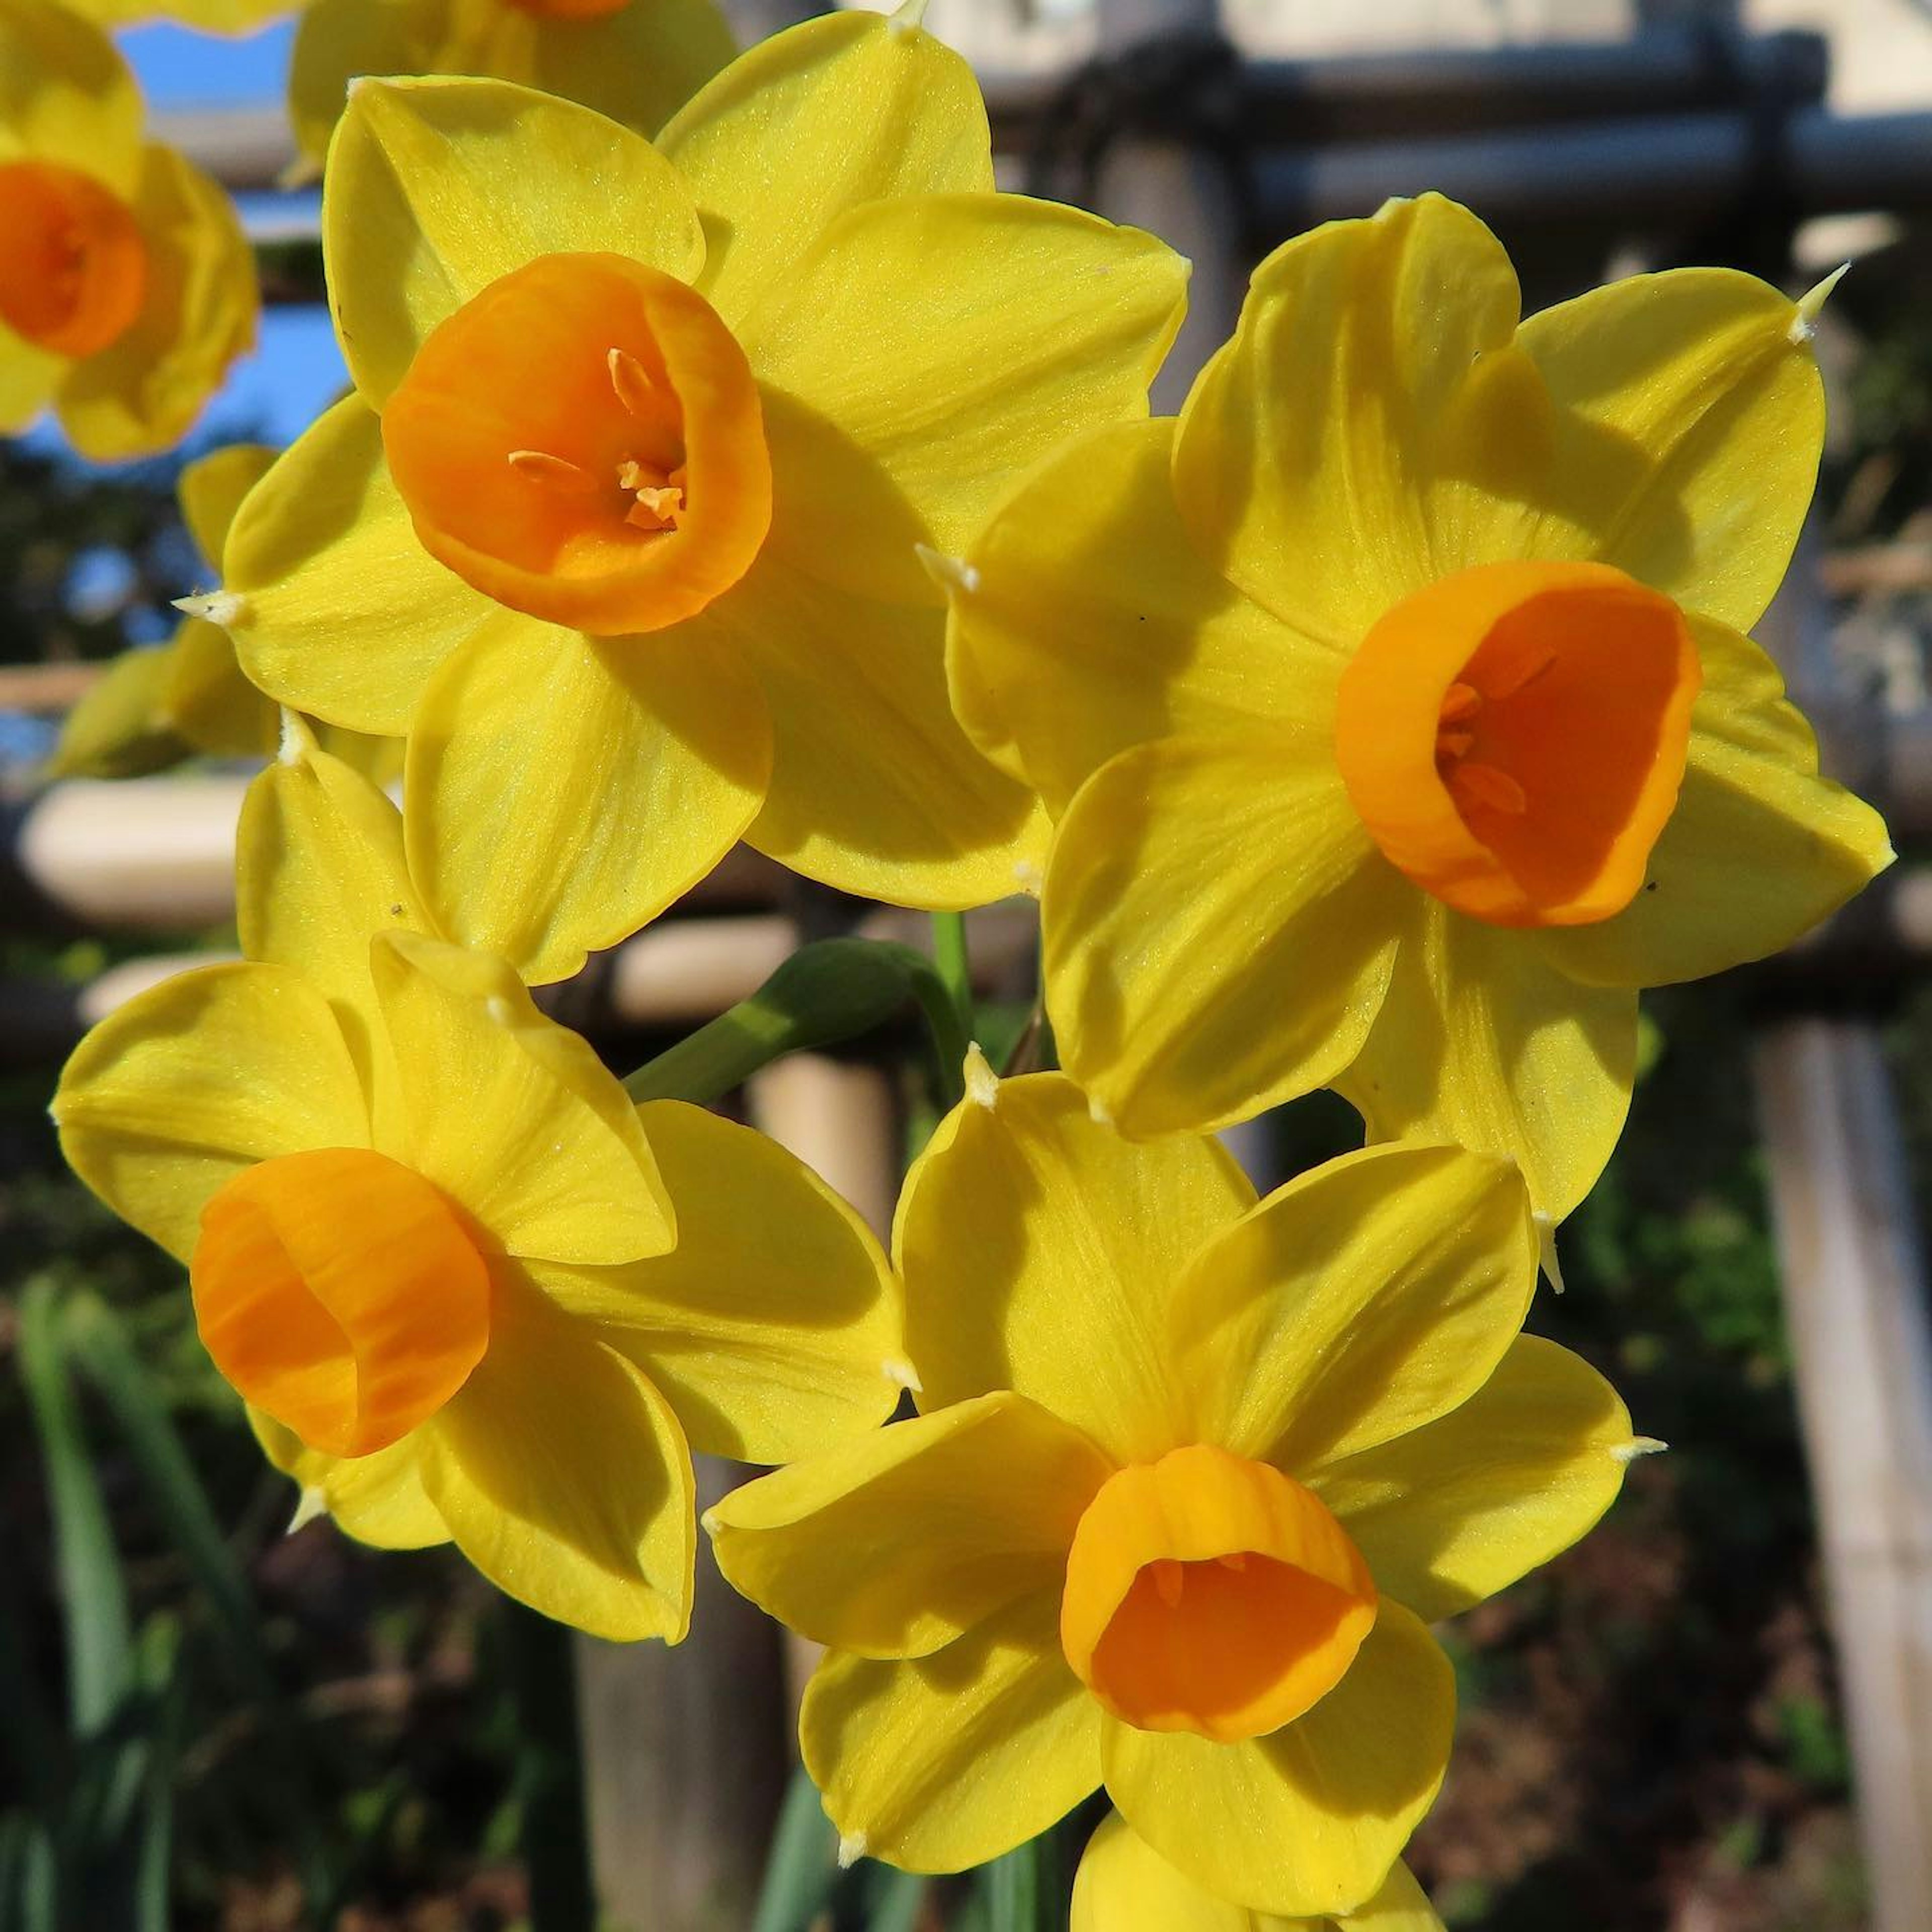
[151,25,1932,264]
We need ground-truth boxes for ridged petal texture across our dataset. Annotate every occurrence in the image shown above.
[1072,1816,1444,1932]
[59,742,903,1639]
[221,11,1184,976]
[945,190,1887,1223]
[713,1079,1639,1913]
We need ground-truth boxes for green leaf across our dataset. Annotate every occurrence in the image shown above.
[16,1277,131,1737]
[58,1297,261,1685]
[625,937,971,1112]
[57,1291,340,1920]
[980,1836,1058,1932]
[861,1866,926,1932]
[751,1764,838,1932]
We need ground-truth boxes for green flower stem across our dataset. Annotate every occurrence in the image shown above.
[931,909,974,1034]
[983,1835,1052,1932]
[623,936,969,1113]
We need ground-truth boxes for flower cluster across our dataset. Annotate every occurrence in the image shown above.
[27,0,1893,1921]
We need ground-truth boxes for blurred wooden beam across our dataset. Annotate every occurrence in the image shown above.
[1751,535,1932,1932]
[1752,1024,1932,1932]
[0,664,100,713]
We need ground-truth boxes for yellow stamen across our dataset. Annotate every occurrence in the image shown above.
[508,448,600,494]
[608,346,659,419]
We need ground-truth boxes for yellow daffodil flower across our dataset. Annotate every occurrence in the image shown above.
[53,722,903,1639]
[710,1057,1638,1916]
[1073,1817,1443,1932]
[286,0,735,181]
[942,193,1893,1229]
[0,0,257,461]
[58,0,288,33]
[203,7,1188,983]
[51,443,399,781]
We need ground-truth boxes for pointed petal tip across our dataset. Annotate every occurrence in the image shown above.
[1534,1213,1566,1295]
[1013,858,1044,897]
[1086,1091,1113,1129]
[963,1042,999,1111]
[287,1484,330,1535]
[699,1505,723,1538]
[837,1830,868,1869]
[887,0,928,36]
[1792,263,1850,343]
[1611,1435,1669,1465]
[915,543,980,597]
[174,589,249,628]
[883,1355,925,1394]
[276,707,317,767]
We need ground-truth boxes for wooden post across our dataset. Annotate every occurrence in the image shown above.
[572,1017,904,1927]
[1750,531,1932,1931]
[1751,1023,1932,1932]
[748,1053,903,1722]
[1091,0,1243,417]
[573,1453,791,1932]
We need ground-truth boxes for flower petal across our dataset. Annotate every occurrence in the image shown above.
[695,549,1043,910]
[1538,616,1893,988]
[897,1069,1253,1464]
[325,76,705,404]
[404,614,771,984]
[1311,1334,1633,1622]
[0,330,61,435]
[47,642,183,778]
[534,1097,900,1463]
[1172,1144,1537,1473]
[423,1268,695,1640]
[289,0,734,173]
[179,442,276,568]
[708,1392,1110,1659]
[948,418,1340,815]
[53,961,371,1263]
[1045,732,1404,1136]
[659,8,992,330]
[741,192,1185,606]
[1515,268,1823,634]
[237,727,432,1137]
[800,1591,1102,1871]
[224,396,495,736]
[56,143,257,463]
[0,0,144,193]
[367,929,676,1263]
[163,615,276,758]
[1072,1815,1444,1932]
[1336,899,1638,1225]
[1172,194,1531,647]
[1105,1601,1453,1920]
[251,1408,448,1550]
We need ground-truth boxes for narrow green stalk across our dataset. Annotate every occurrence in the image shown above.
[750,1763,837,1932]
[500,1604,596,1932]
[982,1836,1048,1932]
[931,910,973,1034]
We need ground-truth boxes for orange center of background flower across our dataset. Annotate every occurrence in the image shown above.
[1060,1443,1378,1743]
[383,252,772,637]
[0,160,147,359]
[191,1148,492,1459]
[1333,559,1702,927]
